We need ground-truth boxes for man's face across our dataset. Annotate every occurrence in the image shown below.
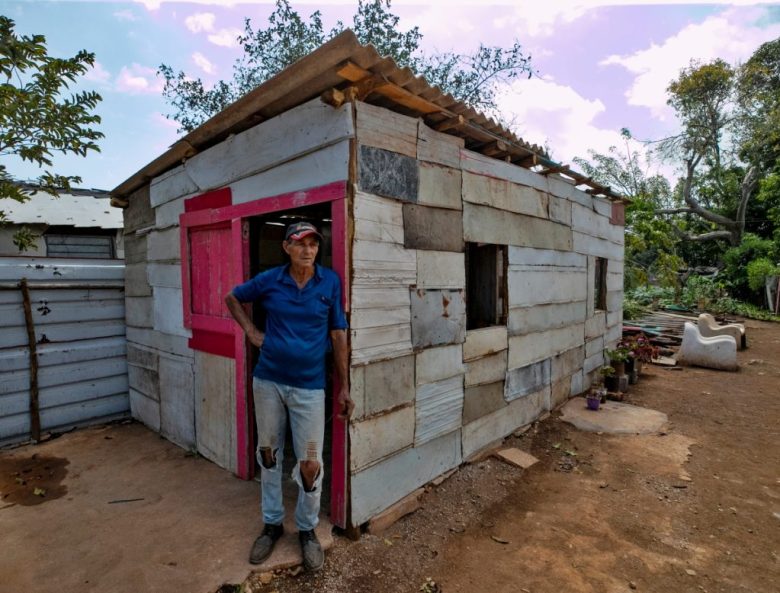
[283,235,320,269]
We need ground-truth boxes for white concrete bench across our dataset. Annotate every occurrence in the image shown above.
[697,313,746,349]
[676,322,738,371]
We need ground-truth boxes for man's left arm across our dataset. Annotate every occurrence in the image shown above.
[329,328,353,420]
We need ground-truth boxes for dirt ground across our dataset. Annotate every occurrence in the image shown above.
[244,319,780,593]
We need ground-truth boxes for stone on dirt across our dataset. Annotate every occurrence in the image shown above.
[495,448,539,469]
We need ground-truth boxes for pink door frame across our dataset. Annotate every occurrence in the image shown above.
[179,180,350,528]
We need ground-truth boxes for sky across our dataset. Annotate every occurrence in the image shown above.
[3,0,780,192]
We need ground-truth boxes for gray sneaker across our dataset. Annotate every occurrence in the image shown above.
[249,523,284,565]
[298,529,324,571]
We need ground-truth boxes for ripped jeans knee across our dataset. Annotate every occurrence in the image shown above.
[257,446,279,470]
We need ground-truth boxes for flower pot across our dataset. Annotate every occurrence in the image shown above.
[611,361,626,376]
[604,375,619,392]
[625,357,635,374]
[629,369,638,384]
[586,396,601,411]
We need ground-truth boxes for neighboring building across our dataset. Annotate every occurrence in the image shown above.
[0,185,124,258]
[0,186,128,445]
[110,31,625,530]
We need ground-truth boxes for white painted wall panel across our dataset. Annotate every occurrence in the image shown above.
[463,326,508,362]
[356,101,417,157]
[415,344,464,386]
[416,251,465,288]
[417,122,463,168]
[508,323,585,369]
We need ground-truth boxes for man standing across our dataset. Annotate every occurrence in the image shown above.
[225,221,352,571]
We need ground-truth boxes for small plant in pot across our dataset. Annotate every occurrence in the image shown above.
[605,347,630,377]
[631,333,659,373]
[599,365,618,393]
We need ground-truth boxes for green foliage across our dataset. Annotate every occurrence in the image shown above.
[626,285,675,306]
[680,275,725,309]
[746,257,780,291]
[721,233,777,300]
[622,296,647,321]
[709,296,780,322]
[159,0,534,133]
[0,16,103,250]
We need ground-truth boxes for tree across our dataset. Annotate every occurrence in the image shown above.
[574,129,682,290]
[159,0,533,133]
[0,16,103,250]
[655,55,776,247]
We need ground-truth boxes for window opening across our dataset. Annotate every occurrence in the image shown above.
[594,257,608,311]
[465,242,507,330]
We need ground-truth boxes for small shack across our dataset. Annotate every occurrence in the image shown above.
[110,31,625,530]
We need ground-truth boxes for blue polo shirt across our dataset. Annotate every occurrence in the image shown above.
[231,264,348,389]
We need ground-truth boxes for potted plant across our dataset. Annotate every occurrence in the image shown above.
[586,388,602,411]
[632,333,659,374]
[599,365,618,394]
[605,347,630,377]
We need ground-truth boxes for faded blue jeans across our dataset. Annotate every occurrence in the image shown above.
[252,378,325,531]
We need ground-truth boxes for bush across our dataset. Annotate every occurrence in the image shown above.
[746,257,780,292]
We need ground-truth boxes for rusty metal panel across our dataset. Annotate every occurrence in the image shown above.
[410,288,466,349]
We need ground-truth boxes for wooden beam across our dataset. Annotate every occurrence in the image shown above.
[482,140,509,157]
[321,87,347,108]
[516,154,538,168]
[541,164,569,176]
[110,196,129,209]
[20,278,40,443]
[434,115,466,132]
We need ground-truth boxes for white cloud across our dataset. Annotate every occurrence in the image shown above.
[115,64,164,95]
[83,61,111,84]
[495,77,628,165]
[185,12,216,33]
[192,52,216,74]
[601,6,780,120]
[113,9,139,22]
[208,28,242,48]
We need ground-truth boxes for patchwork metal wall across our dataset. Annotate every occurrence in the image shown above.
[0,257,129,445]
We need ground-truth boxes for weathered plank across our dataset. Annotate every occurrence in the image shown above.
[549,195,572,226]
[356,101,418,157]
[128,363,159,401]
[585,334,605,359]
[508,301,586,337]
[126,343,158,371]
[505,358,551,402]
[551,346,584,382]
[125,296,153,328]
[508,323,585,369]
[508,267,587,307]
[130,389,161,433]
[417,121,463,168]
[123,233,148,265]
[463,326,508,362]
[410,288,466,349]
[508,247,586,268]
[182,98,353,194]
[460,149,548,193]
[1,356,127,400]
[126,327,193,359]
[417,163,462,211]
[195,351,236,473]
[351,306,410,330]
[159,354,195,449]
[462,171,549,219]
[147,227,181,262]
[350,405,415,472]
[403,204,464,252]
[230,141,350,204]
[350,324,413,366]
[155,195,187,229]
[572,231,624,260]
[416,251,465,289]
[570,370,584,396]
[153,286,189,338]
[462,387,548,460]
[352,240,416,286]
[465,350,507,388]
[463,381,506,424]
[585,310,607,339]
[351,286,410,310]
[415,375,464,446]
[150,165,199,209]
[124,184,155,234]
[463,203,573,251]
[354,192,405,244]
[147,263,182,289]
[550,377,572,409]
[358,145,419,203]
[351,430,462,526]
[351,354,416,419]
[416,344,464,386]
[571,202,624,243]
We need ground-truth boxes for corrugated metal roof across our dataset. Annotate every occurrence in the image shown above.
[111,30,623,203]
[3,189,122,229]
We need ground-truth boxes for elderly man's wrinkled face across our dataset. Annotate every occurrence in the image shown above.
[283,235,320,269]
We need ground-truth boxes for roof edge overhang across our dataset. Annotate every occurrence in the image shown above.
[110,30,625,207]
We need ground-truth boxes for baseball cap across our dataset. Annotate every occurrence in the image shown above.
[284,221,322,242]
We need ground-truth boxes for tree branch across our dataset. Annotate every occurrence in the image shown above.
[672,226,733,242]
[735,164,758,236]
[656,208,693,215]
[680,156,737,228]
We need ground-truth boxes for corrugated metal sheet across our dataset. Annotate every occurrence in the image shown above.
[0,257,129,445]
[3,190,122,229]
